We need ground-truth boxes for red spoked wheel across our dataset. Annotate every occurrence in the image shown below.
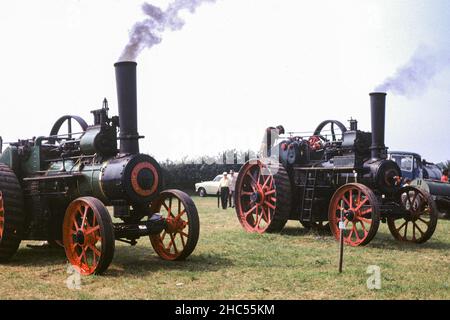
[328,183,380,247]
[387,186,438,243]
[63,197,115,275]
[235,160,291,234]
[150,190,200,261]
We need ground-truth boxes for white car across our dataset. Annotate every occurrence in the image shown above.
[195,175,223,197]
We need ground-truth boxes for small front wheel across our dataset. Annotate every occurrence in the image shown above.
[150,190,200,261]
[63,197,115,275]
[387,186,438,244]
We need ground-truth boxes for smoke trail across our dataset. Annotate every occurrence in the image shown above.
[375,45,450,97]
[119,0,217,62]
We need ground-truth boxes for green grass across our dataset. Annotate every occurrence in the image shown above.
[0,196,449,300]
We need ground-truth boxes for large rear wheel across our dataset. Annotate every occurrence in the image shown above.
[328,183,380,247]
[63,197,115,275]
[387,186,438,243]
[150,190,200,261]
[235,159,291,234]
[0,163,25,262]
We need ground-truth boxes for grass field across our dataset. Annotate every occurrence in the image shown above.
[0,196,449,300]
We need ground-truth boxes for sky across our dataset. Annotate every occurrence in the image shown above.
[0,0,449,163]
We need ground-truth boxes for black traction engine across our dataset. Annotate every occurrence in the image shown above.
[234,93,438,246]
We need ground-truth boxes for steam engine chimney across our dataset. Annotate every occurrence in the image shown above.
[369,92,387,160]
[114,61,141,154]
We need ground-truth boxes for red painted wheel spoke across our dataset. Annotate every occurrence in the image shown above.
[89,244,101,259]
[247,171,258,185]
[179,233,186,248]
[358,217,372,224]
[349,191,353,209]
[72,216,80,231]
[70,243,78,252]
[345,226,354,242]
[180,231,189,238]
[262,175,272,189]
[244,205,257,219]
[360,208,372,216]
[175,209,186,221]
[254,206,262,227]
[265,189,276,196]
[261,207,269,223]
[354,198,368,212]
[163,201,174,218]
[79,246,88,266]
[85,225,100,235]
[356,190,361,206]
[264,201,276,210]
[81,205,89,230]
[241,191,253,196]
[353,225,360,241]
[359,221,368,236]
[169,233,178,253]
[341,195,351,209]
[160,230,167,242]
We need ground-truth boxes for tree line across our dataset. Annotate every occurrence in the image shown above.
[159,150,256,193]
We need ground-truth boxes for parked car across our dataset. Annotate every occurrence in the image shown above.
[195,175,223,197]
[388,151,442,181]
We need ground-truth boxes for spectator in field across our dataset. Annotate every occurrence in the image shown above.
[229,170,237,208]
[442,169,449,183]
[218,172,231,209]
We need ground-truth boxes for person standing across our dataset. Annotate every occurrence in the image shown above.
[229,170,237,208]
[441,169,449,183]
[218,172,231,209]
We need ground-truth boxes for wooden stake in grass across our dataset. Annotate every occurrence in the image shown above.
[339,200,345,273]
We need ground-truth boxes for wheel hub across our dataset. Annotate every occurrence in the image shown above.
[250,191,264,205]
[75,231,85,245]
[165,217,185,233]
[345,210,356,222]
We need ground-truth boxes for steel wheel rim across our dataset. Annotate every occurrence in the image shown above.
[389,187,434,242]
[63,200,103,275]
[329,185,376,246]
[236,161,277,233]
[0,192,4,240]
[150,194,190,260]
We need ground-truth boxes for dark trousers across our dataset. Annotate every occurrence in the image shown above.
[220,187,229,209]
[229,190,235,207]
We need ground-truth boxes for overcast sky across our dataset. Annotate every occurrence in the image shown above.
[0,0,449,163]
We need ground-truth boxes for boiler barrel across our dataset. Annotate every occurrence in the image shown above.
[412,179,450,197]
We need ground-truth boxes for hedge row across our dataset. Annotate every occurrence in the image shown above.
[159,150,255,193]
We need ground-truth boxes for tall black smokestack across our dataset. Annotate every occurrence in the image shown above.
[369,92,387,160]
[114,61,140,154]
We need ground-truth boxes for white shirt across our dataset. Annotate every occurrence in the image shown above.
[229,174,237,191]
[218,176,231,188]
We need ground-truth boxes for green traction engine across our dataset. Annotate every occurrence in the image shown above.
[0,62,199,275]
